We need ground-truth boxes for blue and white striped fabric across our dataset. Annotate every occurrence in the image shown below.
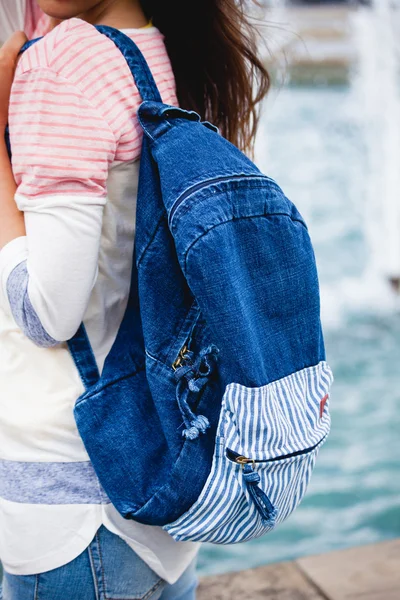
[165,361,333,544]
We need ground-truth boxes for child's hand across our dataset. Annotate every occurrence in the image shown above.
[0,31,28,132]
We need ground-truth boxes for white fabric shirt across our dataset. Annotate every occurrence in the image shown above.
[0,16,199,582]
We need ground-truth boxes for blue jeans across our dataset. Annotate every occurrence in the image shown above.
[1,526,197,600]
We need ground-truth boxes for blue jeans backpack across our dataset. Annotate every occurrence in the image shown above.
[17,26,333,544]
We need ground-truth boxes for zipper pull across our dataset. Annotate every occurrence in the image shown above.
[241,463,278,525]
[236,455,254,466]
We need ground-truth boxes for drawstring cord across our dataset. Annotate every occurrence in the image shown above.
[174,344,219,440]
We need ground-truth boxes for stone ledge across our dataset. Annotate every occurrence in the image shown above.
[198,539,400,600]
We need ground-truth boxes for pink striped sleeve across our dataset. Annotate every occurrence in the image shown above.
[10,17,179,197]
[9,67,116,199]
[1,18,179,343]
[12,18,178,171]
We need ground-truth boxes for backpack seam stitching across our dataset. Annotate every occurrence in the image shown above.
[183,213,308,274]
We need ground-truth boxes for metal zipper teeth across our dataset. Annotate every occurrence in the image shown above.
[168,174,270,228]
[228,437,327,465]
[171,344,191,371]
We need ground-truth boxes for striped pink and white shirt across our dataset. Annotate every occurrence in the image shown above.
[0,16,199,581]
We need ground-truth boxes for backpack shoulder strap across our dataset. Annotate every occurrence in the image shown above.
[12,25,162,389]
[95,25,162,103]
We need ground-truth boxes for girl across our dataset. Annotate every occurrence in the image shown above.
[0,1,269,598]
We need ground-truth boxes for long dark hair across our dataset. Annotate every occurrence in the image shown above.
[141,0,270,154]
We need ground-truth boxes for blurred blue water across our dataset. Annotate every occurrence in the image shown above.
[198,86,400,576]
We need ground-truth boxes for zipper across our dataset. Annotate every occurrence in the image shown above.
[227,437,326,466]
[227,438,326,524]
[168,174,269,227]
[172,344,191,371]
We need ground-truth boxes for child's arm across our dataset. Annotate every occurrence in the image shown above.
[0,25,120,347]
[0,32,27,250]
[0,142,24,247]
[1,67,114,346]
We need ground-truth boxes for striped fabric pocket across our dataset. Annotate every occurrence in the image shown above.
[165,361,333,544]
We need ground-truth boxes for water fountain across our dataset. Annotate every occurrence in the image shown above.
[263,0,400,295]
[353,0,400,293]
[261,0,358,86]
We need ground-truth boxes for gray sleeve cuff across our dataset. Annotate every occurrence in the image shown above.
[6,260,60,348]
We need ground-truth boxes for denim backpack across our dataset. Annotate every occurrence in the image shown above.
[19,26,333,544]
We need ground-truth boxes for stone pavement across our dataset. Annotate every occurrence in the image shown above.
[197,539,400,600]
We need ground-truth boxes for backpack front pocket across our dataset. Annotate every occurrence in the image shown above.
[164,361,333,544]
